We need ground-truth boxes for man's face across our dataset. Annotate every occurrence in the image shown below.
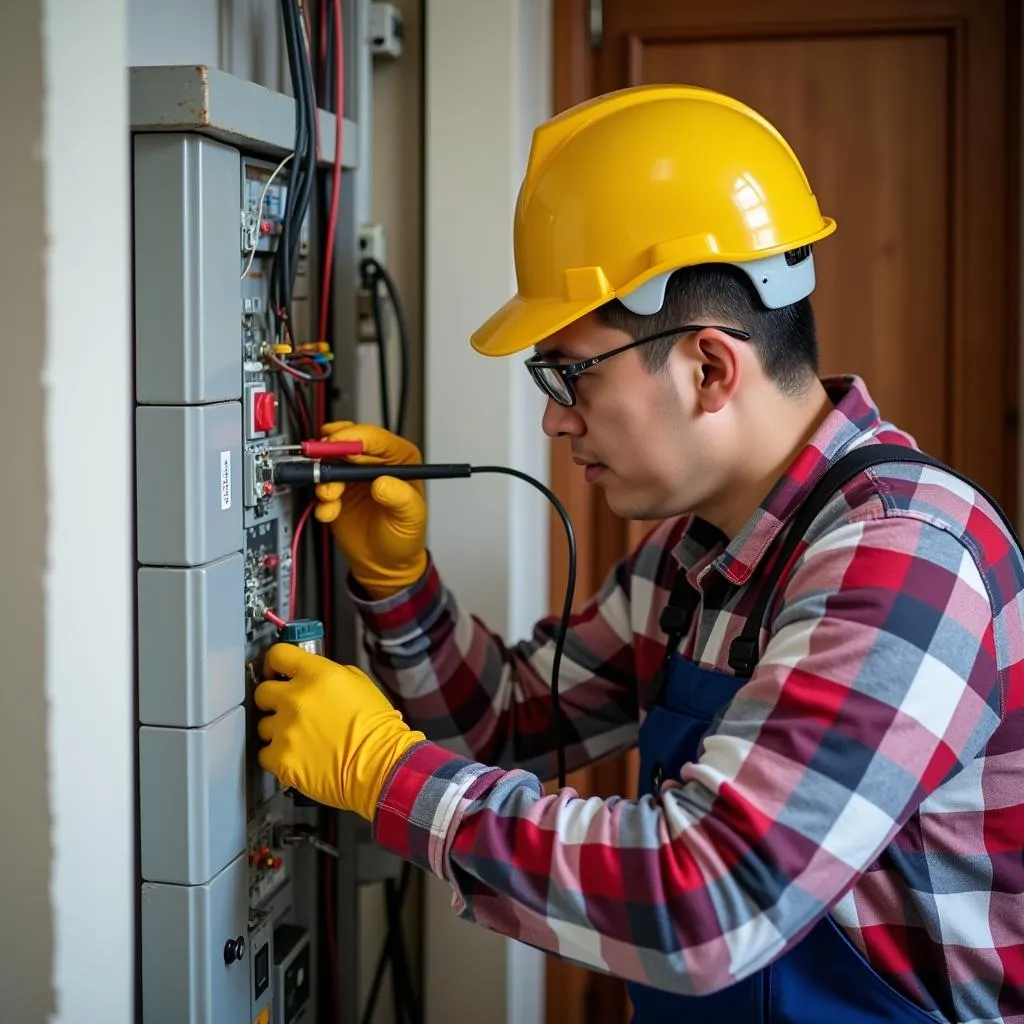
[534,313,723,520]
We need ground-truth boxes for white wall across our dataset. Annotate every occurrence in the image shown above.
[0,0,135,1020]
[423,1,552,1021]
[129,0,288,93]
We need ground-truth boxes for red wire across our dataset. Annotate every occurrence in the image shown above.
[288,499,316,620]
[320,8,344,1021]
[320,525,332,656]
[263,609,287,629]
[316,0,344,436]
[325,813,339,1019]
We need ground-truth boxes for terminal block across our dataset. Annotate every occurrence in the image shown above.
[248,812,289,906]
[245,443,276,512]
[244,518,282,636]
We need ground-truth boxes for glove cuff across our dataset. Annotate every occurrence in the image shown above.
[351,723,427,822]
[353,550,429,600]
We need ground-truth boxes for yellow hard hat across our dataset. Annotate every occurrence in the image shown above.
[470,84,836,358]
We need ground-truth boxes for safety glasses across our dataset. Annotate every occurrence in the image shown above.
[524,324,751,407]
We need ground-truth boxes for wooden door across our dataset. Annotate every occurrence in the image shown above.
[546,1,1020,1021]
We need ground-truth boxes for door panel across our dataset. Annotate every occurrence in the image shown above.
[547,2,1019,1022]
[595,0,1019,511]
[634,32,952,461]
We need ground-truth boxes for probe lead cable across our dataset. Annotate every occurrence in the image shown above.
[273,459,576,789]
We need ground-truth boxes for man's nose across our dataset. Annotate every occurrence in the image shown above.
[541,397,585,438]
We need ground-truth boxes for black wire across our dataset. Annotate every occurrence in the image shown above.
[361,864,418,1024]
[386,870,421,1024]
[386,876,404,1022]
[284,4,315,312]
[320,0,334,109]
[361,256,411,437]
[366,267,392,432]
[318,0,336,354]
[470,466,575,788]
[278,375,304,436]
[273,0,317,346]
[273,0,304,331]
[291,3,317,293]
[292,377,312,436]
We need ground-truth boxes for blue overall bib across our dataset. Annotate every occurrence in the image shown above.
[628,656,938,1023]
[624,444,991,1023]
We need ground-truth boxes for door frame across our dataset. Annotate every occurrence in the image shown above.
[545,1,1020,1020]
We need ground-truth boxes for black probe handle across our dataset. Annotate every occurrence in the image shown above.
[272,461,472,487]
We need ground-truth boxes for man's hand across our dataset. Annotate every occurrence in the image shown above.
[313,421,427,599]
[254,643,426,820]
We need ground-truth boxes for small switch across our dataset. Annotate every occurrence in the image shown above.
[253,391,277,433]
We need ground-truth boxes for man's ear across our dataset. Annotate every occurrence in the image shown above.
[694,329,742,413]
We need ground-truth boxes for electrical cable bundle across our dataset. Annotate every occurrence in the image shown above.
[269,4,348,1021]
[271,0,318,349]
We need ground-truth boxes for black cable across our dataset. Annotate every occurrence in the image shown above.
[386,875,404,1022]
[286,375,312,437]
[277,375,305,437]
[325,2,336,108]
[472,466,574,788]
[290,3,317,294]
[273,0,317,346]
[366,265,393,432]
[273,459,577,788]
[386,870,421,1024]
[273,0,305,332]
[285,4,315,310]
[361,256,411,437]
[361,864,419,1024]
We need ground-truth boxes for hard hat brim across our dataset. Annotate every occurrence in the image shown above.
[469,292,608,358]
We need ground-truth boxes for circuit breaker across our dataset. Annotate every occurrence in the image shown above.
[130,63,360,1024]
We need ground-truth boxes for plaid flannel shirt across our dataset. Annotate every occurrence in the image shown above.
[353,376,1024,1024]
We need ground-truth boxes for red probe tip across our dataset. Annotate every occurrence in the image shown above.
[263,609,287,628]
[300,439,365,460]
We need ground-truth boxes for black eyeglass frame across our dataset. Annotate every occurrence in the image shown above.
[524,323,752,407]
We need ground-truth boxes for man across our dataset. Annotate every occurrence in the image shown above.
[255,85,1024,1022]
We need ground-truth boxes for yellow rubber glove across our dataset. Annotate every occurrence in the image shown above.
[254,643,426,821]
[313,421,427,599]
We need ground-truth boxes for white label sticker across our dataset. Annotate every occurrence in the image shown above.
[220,450,231,510]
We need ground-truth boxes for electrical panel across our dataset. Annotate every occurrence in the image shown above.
[130,63,361,1024]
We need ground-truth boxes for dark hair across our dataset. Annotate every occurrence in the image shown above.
[595,262,818,395]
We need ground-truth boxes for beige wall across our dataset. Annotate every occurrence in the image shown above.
[362,5,554,1022]
[421,1,551,1022]
[1,2,56,1014]
[356,6,427,1020]
[1,0,136,1019]
[366,0,424,447]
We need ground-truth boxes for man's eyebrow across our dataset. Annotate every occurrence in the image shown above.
[533,346,580,361]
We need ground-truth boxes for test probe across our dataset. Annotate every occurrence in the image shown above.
[271,452,577,788]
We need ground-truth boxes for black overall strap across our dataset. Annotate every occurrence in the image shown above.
[648,569,701,707]
[727,443,1021,678]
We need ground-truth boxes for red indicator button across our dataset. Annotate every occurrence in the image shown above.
[253,391,277,433]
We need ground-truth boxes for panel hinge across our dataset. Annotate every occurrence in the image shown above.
[589,0,603,47]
